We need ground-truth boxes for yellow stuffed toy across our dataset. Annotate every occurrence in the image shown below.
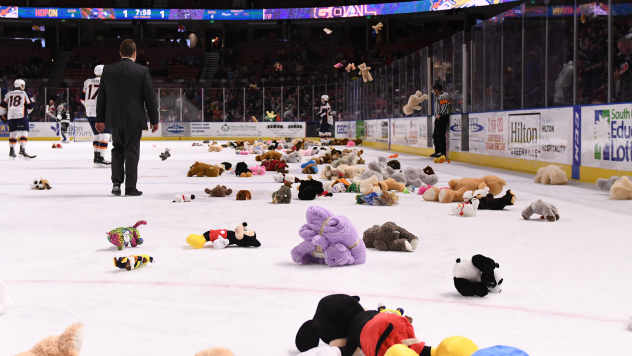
[15,323,84,356]
[358,63,373,82]
[384,336,478,356]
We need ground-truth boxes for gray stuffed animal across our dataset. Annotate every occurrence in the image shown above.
[391,167,439,187]
[359,161,385,181]
[596,176,632,191]
[331,152,358,168]
[521,199,560,222]
[377,156,387,169]
[363,222,418,252]
[283,151,302,163]
[271,182,292,204]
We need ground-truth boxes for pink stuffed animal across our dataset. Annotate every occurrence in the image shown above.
[347,141,356,147]
[239,150,250,155]
[301,149,313,157]
[250,164,266,175]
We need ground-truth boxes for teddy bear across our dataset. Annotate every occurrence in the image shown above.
[363,222,418,252]
[402,91,430,115]
[106,220,146,250]
[610,176,632,199]
[452,198,480,217]
[596,176,623,190]
[302,163,319,174]
[332,152,359,168]
[235,162,253,177]
[272,182,293,203]
[387,160,401,170]
[188,161,220,177]
[297,176,327,200]
[220,162,232,171]
[352,139,362,146]
[208,145,222,152]
[357,175,379,194]
[284,150,303,163]
[534,165,568,185]
[159,147,171,161]
[477,190,516,210]
[30,176,52,190]
[186,222,261,249]
[262,159,289,173]
[462,187,490,202]
[320,165,343,181]
[373,178,405,192]
[391,167,438,188]
[255,151,283,161]
[250,164,266,175]
[113,255,153,270]
[291,206,366,267]
[453,254,503,297]
[359,161,389,181]
[205,185,233,197]
[521,199,559,221]
[448,176,507,196]
[437,187,468,203]
[236,190,252,200]
[423,166,435,175]
[195,347,235,356]
[14,323,85,356]
[357,62,373,82]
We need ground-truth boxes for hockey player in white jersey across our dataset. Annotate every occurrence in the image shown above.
[81,64,111,168]
[0,79,36,160]
[317,94,333,144]
[56,102,71,143]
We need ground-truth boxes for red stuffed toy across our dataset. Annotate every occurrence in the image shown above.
[262,159,289,173]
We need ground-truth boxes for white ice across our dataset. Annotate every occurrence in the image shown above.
[0,141,630,355]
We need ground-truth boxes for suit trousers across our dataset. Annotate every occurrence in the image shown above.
[433,115,449,154]
[111,129,142,189]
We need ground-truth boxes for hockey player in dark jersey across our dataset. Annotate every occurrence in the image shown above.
[318,95,333,145]
[56,103,72,144]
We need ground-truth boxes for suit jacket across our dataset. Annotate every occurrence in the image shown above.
[96,58,159,131]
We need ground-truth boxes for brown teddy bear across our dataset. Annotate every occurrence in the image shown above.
[363,222,418,252]
[208,145,222,152]
[205,185,233,197]
[15,323,84,356]
[236,190,252,200]
[423,166,435,175]
[195,347,235,356]
[188,162,219,177]
[387,160,401,170]
[352,138,363,145]
[422,187,446,201]
[448,176,507,196]
[312,157,324,164]
[272,182,292,204]
[438,187,468,203]
[302,163,318,174]
[256,151,283,161]
[534,165,568,185]
[374,178,405,192]
[357,62,373,82]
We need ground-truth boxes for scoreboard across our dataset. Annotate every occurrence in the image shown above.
[0,0,520,21]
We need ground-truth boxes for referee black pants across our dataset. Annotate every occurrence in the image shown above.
[433,115,449,154]
[111,129,142,189]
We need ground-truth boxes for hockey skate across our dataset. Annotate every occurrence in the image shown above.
[94,152,111,168]
[18,147,35,160]
[9,147,16,160]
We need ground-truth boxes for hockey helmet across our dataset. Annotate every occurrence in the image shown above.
[321,94,329,102]
[94,64,104,77]
[14,79,25,90]
[58,102,68,111]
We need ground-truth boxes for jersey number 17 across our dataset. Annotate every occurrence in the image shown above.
[86,84,99,100]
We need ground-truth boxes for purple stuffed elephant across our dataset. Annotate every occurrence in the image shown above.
[291,206,366,267]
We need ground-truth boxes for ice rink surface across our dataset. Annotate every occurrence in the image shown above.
[0,141,630,355]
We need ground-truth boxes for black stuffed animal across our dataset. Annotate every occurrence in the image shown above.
[235,162,252,177]
[297,176,326,200]
[453,254,503,297]
[387,160,401,170]
[221,162,232,171]
[296,294,433,356]
[478,190,516,210]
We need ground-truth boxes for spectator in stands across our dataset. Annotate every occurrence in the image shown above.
[187,52,196,66]
[615,37,632,102]
[554,52,586,106]
[582,37,605,95]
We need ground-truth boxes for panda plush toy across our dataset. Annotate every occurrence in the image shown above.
[453,254,503,297]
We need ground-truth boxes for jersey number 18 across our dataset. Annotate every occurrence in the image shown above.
[7,96,22,107]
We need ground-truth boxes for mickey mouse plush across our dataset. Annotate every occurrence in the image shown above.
[186,223,261,249]
[453,254,503,297]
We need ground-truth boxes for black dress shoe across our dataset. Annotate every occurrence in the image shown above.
[126,188,143,196]
[112,183,121,196]
[430,152,441,158]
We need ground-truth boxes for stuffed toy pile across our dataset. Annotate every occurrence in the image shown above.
[453,254,503,297]
[106,220,146,250]
[534,165,568,185]
[363,222,418,252]
[186,222,261,249]
[521,200,559,221]
[291,206,366,267]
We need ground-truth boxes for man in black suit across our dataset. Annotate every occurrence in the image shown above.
[96,39,159,196]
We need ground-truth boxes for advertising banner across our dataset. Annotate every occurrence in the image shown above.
[467,114,485,153]
[390,117,428,148]
[508,113,541,159]
[190,122,305,138]
[365,120,376,141]
[335,122,348,138]
[581,103,632,171]
[0,122,9,137]
[347,121,356,139]
[377,119,389,144]
[356,120,365,139]
[71,120,95,142]
[162,122,190,137]
[448,114,462,152]
[142,122,162,138]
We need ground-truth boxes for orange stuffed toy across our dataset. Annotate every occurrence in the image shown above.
[438,187,468,203]
[447,176,507,196]
[374,178,405,192]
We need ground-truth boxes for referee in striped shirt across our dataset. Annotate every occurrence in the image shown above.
[431,83,451,158]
